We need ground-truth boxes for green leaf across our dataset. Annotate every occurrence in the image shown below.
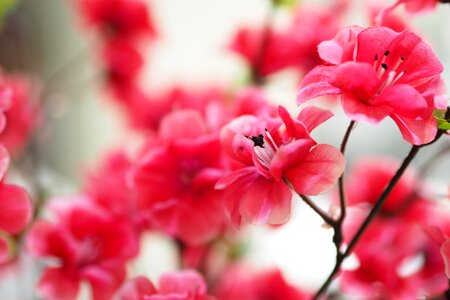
[437,118,450,131]
[434,109,450,131]
[272,0,298,9]
[0,0,18,23]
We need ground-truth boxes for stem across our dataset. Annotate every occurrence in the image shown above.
[337,121,355,223]
[299,194,336,226]
[333,121,356,250]
[313,144,421,299]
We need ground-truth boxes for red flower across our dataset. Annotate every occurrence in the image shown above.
[0,74,42,153]
[78,0,156,39]
[0,146,32,264]
[132,109,228,245]
[342,157,422,214]
[442,239,450,279]
[26,200,139,300]
[216,106,344,227]
[340,157,449,298]
[115,270,215,300]
[229,2,346,77]
[298,26,445,145]
[213,265,312,300]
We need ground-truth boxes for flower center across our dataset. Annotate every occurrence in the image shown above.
[373,50,406,94]
[247,129,278,169]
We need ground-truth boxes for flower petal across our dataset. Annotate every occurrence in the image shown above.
[297,65,341,104]
[278,106,309,140]
[318,26,362,64]
[158,270,207,295]
[284,144,345,195]
[239,176,292,225]
[297,106,334,133]
[37,267,79,300]
[330,62,378,101]
[0,184,32,234]
[25,220,78,264]
[389,31,443,87]
[441,239,450,279]
[390,114,437,145]
[376,84,430,118]
[114,276,157,300]
[82,266,126,300]
[0,145,9,181]
[270,139,317,180]
[356,27,398,63]
[341,93,392,124]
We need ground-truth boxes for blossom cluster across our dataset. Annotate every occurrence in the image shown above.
[0,0,449,299]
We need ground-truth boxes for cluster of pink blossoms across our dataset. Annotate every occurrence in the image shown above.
[0,0,449,299]
[75,0,157,127]
[0,74,34,266]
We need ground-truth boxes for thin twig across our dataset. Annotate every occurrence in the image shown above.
[332,121,355,253]
[313,144,421,299]
[299,194,336,226]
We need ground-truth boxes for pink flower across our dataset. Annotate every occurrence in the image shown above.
[103,40,145,97]
[340,157,450,298]
[368,2,411,32]
[0,73,42,153]
[0,82,12,133]
[0,145,32,265]
[83,150,146,229]
[216,106,345,227]
[389,0,440,14]
[114,270,215,300]
[298,26,445,145]
[213,265,312,300]
[26,199,139,300]
[125,86,277,133]
[77,0,156,39]
[342,157,423,214]
[229,2,346,77]
[425,222,450,280]
[442,239,450,279]
[132,109,228,245]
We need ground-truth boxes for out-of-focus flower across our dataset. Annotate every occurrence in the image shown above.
[368,2,411,32]
[213,265,312,300]
[83,150,144,228]
[0,145,32,265]
[216,106,344,227]
[132,109,228,245]
[26,199,139,300]
[340,157,449,299]
[114,270,215,300]
[0,73,41,153]
[298,26,446,145]
[229,1,346,77]
[77,0,156,39]
[342,157,422,214]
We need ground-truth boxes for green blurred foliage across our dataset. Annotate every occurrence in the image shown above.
[272,0,298,9]
[434,109,450,131]
[0,0,19,25]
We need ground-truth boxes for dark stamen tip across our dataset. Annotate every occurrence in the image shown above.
[384,50,390,56]
[374,54,378,61]
[249,134,265,148]
[400,56,405,61]
[381,63,388,70]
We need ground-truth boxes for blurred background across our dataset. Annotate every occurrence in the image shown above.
[0,0,449,298]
